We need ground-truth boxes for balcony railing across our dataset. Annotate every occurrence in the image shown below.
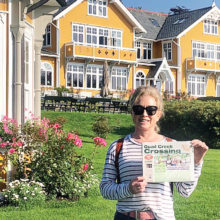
[65,42,137,64]
[186,57,220,72]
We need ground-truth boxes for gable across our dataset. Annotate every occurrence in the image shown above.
[53,0,145,33]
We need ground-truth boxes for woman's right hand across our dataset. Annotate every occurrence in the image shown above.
[129,176,147,194]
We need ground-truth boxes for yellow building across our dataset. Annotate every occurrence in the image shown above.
[41,0,220,98]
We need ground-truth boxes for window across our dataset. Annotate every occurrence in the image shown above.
[88,0,107,17]
[135,72,145,88]
[86,27,97,45]
[216,46,220,60]
[111,30,122,48]
[165,81,174,94]
[73,24,122,48]
[149,18,160,27]
[204,20,218,35]
[66,64,84,88]
[187,74,205,97]
[43,24,51,47]
[72,24,84,43]
[217,77,220,97]
[41,62,53,86]
[193,42,217,60]
[99,28,108,46]
[143,43,152,60]
[86,65,103,89]
[173,18,187,24]
[136,41,141,59]
[163,42,172,60]
[111,68,127,91]
[192,42,205,58]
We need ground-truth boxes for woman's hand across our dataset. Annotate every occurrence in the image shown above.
[192,139,209,165]
[129,177,147,194]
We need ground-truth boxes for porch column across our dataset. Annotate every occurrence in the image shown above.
[34,40,43,119]
[11,25,25,125]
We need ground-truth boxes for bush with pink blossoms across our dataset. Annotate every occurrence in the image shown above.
[0,114,102,201]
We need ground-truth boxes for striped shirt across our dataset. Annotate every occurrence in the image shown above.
[100,134,203,220]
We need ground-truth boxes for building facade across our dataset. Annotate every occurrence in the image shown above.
[41,0,220,99]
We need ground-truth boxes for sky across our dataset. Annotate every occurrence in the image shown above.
[122,0,220,14]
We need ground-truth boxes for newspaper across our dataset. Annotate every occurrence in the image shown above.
[142,141,194,182]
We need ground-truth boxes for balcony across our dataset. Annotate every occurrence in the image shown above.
[65,42,137,64]
[186,57,220,72]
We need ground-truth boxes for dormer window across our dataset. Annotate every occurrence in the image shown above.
[204,19,218,35]
[88,0,107,18]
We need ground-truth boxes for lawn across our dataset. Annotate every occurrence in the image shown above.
[0,111,219,220]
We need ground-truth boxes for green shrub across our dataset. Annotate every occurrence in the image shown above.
[92,116,111,138]
[2,179,46,209]
[54,86,70,96]
[160,100,220,149]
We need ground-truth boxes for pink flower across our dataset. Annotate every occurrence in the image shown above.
[9,148,15,154]
[74,138,82,148]
[93,137,107,147]
[66,133,75,141]
[3,124,12,134]
[60,145,64,149]
[53,124,61,129]
[83,163,89,171]
[0,142,8,148]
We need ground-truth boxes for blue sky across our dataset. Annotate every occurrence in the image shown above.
[122,0,220,13]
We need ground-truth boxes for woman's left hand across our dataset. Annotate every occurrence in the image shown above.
[192,139,209,165]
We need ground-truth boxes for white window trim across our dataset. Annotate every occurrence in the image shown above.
[203,19,218,36]
[135,71,146,89]
[187,74,206,97]
[111,67,128,91]
[87,0,108,18]
[41,62,53,87]
[86,64,103,90]
[143,42,152,60]
[165,80,175,95]
[66,63,84,89]
[192,40,220,61]
[72,24,85,44]
[162,41,172,61]
[72,23,123,49]
[43,24,52,47]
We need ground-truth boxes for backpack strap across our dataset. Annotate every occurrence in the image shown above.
[115,138,124,184]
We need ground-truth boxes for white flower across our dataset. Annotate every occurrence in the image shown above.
[23,197,27,200]
[4,195,8,198]
[20,179,29,182]
[32,193,35,196]
[14,194,19,199]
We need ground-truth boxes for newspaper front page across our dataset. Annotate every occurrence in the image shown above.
[142,141,194,182]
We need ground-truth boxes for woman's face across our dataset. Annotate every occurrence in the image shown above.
[132,95,161,133]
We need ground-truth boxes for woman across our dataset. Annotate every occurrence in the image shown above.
[100,86,208,220]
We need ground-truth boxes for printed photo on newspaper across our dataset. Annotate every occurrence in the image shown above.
[142,141,194,182]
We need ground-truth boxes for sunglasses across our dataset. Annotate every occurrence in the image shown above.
[132,105,158,116]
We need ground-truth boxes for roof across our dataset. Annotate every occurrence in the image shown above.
[128,8,167,40]
[146,61,163,78]
[27,0,66,13]
[156,6,212,40]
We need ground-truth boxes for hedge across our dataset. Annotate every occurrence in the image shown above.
[160,100,220,149]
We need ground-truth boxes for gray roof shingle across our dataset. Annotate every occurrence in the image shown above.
[128,8,167,40]
[157,6,212,40]
[146,61,162,78]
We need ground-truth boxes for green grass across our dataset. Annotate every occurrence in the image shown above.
[0,111,219,220]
